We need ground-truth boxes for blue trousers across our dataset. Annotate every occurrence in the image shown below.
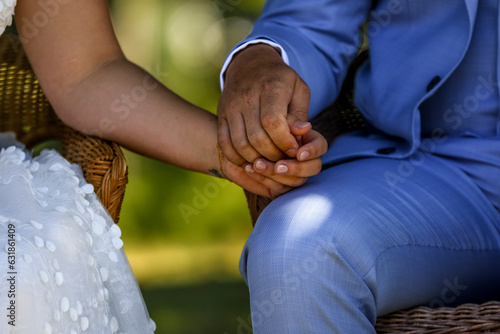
[240,151,500,333]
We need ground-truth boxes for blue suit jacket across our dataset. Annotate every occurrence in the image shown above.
[234,0,479,165]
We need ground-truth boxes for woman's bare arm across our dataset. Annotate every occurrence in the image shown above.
[14,0,325,198]
[16,0,222,175]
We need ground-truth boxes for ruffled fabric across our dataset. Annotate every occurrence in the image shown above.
[0,141,156,333]
[0,0,16,35]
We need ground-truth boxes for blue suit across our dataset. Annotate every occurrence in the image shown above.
[239,1,486,160]
[225,0,500,332]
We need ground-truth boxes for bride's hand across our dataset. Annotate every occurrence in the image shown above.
[221,128,327,199]
[222,159,293,199]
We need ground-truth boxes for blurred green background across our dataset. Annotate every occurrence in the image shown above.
[108,0,265,333]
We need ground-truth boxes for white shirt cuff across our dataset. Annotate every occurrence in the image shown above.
[220,39,290,91]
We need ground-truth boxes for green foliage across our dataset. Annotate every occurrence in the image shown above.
[111,0,265,246]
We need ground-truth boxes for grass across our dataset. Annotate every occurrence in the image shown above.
[142,281,251,334]
[125,242,252,333]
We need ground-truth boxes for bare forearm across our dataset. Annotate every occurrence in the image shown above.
[52,58,220,175]
[15,0,219,176]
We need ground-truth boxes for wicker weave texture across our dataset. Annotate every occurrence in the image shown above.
[62,127,128,223]
[375,302,500,333]
[0,33,127,223]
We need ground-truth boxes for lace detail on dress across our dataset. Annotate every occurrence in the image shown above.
[0,0,16,35]
[0,145,156,333]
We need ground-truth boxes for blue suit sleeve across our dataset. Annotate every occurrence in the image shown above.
[242,0,371,118]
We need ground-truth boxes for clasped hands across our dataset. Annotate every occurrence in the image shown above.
[218,44,328,199]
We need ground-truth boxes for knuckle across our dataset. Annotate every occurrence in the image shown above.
[322,136,329,151]
[299,80,311,97]
[242,88,257,106]
[261,77,291,97]
[218,93,238,114]
[217,134,231,148]
[320,143,328,155]
[226,100,243,115]
[216,103,225,116]
[234,140,260,162]
[247,154,261,164]
[261,113,282,129]
[229,156,246,167]
[311,161,322,175]
[234,138,252,152]
[258,168,273,178]
[268,151,285,162]
[248,131,269,148]
[306,147,319,160]
[288,161,302,176]
[224,151,245,167]
[284,162,297,175]
[250,172,266,182]
[261,79,279,92]
[315,165,323,175]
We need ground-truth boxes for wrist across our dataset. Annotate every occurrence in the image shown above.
[206,141,228,180]
[215,143,227,179]
[225,44,284,82]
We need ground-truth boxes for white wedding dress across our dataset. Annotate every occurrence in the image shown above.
[0,3,156,334]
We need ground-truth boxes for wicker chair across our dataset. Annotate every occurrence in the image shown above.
[244,52,500,332]
[0,32,128,223]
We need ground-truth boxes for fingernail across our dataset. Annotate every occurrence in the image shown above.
[276,164,288,174]
[255,160,266,171]
[299,151,310,161]
[296,121,311,129]
[245,165,255,174]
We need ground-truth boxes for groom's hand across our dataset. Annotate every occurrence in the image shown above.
[218,43,312,165]
[221,127,327,199]
[244,128,327,189]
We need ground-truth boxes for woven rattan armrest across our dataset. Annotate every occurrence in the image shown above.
[375,301,500,333]
[61,126,128,223]
[0,33,127,223]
